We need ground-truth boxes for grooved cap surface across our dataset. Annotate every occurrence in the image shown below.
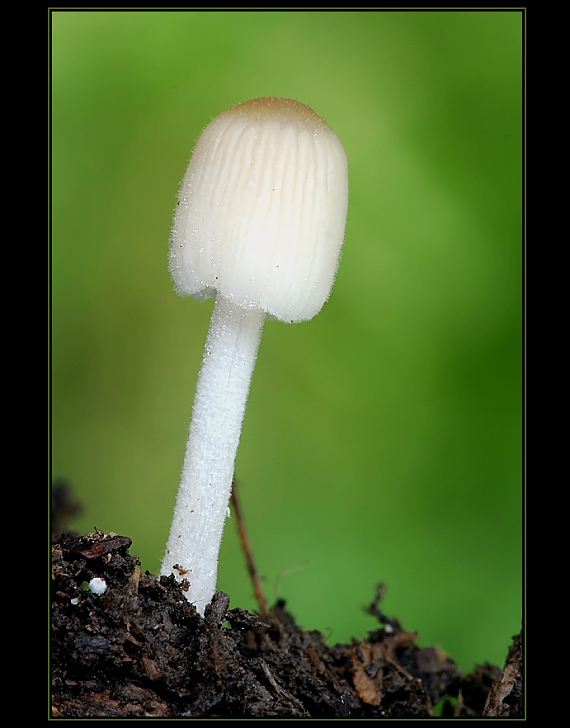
[170,98,348,323]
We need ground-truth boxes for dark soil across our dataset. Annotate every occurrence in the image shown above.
[50,529,522,718]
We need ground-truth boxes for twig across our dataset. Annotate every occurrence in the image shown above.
[231,479,268,618]
[259,659,307,713]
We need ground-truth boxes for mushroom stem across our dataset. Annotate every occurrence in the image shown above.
[161,297,265,614]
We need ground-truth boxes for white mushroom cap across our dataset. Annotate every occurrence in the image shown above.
[169,97,348,323]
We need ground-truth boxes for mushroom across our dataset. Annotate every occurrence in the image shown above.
[161,97,348,615]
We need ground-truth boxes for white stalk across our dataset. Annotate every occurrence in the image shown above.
[161,297,265,614]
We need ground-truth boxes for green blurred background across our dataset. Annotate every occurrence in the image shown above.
[51,10,523,675]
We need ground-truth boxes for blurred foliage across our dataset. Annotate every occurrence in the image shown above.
[51,10,523,674]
